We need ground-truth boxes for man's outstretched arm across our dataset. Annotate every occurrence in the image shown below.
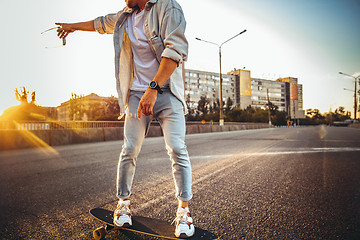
[55,20,95,39]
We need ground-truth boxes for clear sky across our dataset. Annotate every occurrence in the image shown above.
[0,0,359,117]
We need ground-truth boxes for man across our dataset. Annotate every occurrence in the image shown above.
[56,0,194,238]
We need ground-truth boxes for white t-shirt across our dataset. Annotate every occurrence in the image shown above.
[126,10,168,91]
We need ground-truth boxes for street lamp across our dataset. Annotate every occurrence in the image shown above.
[339,72,359,120]
[196,30,247,126]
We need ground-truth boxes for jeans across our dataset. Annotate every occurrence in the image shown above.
[117,89,192,202]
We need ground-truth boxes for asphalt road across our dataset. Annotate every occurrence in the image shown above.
[0,126,359,239]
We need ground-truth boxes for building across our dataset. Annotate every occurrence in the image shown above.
[184,69,236,110]
[276,77,305,119]
[185,68,304,120]
[57,93,109,121]
[250,78,287,112]
[227,69,252,109]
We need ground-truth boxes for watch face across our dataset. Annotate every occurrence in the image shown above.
[150,81,157,88]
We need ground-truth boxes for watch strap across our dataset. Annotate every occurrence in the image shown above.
[149,81,163,94]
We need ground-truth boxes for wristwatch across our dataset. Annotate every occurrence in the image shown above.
[149,80,163,94]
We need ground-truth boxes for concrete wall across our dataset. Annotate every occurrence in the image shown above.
[0,123,270,151]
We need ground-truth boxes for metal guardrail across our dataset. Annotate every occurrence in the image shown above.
[0,120,269,130]
[0,121,125,130]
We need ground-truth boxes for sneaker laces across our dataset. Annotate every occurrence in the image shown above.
[172,207,190,226]
[115,200,131,217]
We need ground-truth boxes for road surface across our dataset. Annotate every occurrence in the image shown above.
[0,125,359,239]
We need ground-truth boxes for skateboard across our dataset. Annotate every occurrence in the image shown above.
[90,208,219,239]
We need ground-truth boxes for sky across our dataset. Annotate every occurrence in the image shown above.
[0,0,359,117]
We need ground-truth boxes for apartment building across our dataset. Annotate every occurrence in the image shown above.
[276,77,305,119]
[184,69,236,110]
[250,78,287,112]
[185,68,304,119]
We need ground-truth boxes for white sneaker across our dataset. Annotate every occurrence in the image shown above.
[113,199,132,227]
[173,207,195,238]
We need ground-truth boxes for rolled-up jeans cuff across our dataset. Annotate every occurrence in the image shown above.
[177,194,193,202]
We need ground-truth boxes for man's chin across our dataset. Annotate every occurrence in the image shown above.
[127,3,137,8]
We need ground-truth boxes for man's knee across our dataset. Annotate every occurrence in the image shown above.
[120,144,140,162]
[167,142,188,160]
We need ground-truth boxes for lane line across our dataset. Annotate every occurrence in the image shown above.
[136,154,249,212]
[142,147,360,163]
[135,147,360,212]
[244,147,360,156]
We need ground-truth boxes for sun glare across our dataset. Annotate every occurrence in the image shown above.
[15,121,59,155]
[318,125,327,140]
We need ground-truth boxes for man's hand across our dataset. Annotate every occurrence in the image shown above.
[135,58,177,119]
[55,23,76,39]
[137,89,158,119]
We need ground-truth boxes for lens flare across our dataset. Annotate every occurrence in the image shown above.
[8,121,59,155]
[318,125,327,140]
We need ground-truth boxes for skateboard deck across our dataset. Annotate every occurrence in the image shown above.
[90,208,219,240]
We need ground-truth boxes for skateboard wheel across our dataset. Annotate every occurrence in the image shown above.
[93,226,107,240]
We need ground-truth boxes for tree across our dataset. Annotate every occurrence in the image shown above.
[335,106,345,115]
[306,108,323,120]
[266,101,278,114]
[69,93,85,121]
[185,93,191,111]
[271,110,287,126]
[225,108,242,122]
[185,93,195,116]
[105,96,120,115]
[252,109,268,123]
[85,101,105,121]
[15,87,35,104]
[96,96,122,121]
[197,95,210,116]
[225,97,233,114]
[212,98,220,113]
[331,107,351,122]
[31,91,36,104]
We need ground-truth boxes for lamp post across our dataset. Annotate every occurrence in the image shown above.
[339,72,359,120]
[196,30,247,126]
[266,88,272,126]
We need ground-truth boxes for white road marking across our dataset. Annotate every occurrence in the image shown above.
[136,147,360,212]
[244,147,360,156]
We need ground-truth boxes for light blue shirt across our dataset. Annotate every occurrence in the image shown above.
[93,0,188,117]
